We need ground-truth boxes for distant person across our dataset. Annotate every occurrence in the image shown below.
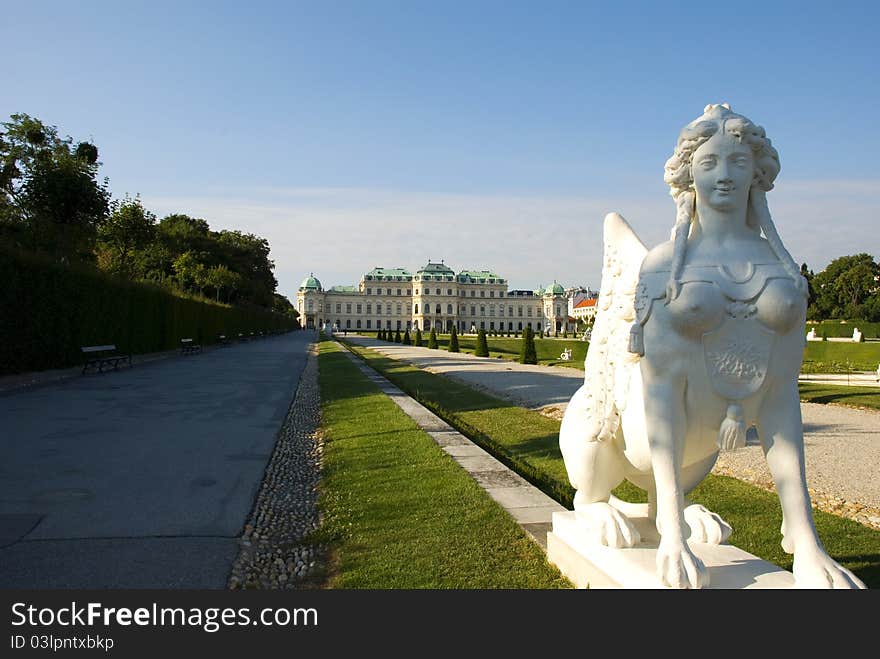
[876,363,880,382]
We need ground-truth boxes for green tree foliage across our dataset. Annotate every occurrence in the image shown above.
[448,326,459,352]
[810,254,880,321]
[475,328,489,356]
[1,113,110,261]
[402,329,412,345]
[271,292,297,318]
[394,329,402,343]
[414,327,423,346]
[96,196,156,279]
[428,328,438,349]
[519,326,537,364]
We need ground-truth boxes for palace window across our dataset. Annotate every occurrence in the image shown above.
[490,291,494,298]
[357,320,362,328]
[509,306,513,316]
[356,304,362,314]
[397,303,402,314]
[366,288,371,295]
[447,289,452,295]
[367,320,372,328]
[527,307,532,317]
[346,303,351,313]
[435,304,441,314]
[490,322,494,330]
[346,319,351,328]
[480,291,485,297]
[376,303,382,314]
[470,306,475,316]
[470,290,475,297]
[397,289,402,296]
[414,304,419,314]
[518,306,523,316]
[436,288,441,295]
[406,289,410,295]
[336,303,341,313]
[447,304,453,314]
[480,305,485,315]
[366,304,372,314]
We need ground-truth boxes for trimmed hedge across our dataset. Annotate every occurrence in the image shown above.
[0,247,297,375]
[805,320,880,339]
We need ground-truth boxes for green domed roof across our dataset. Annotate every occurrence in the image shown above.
[548,281,565,295]
[299,273,322,291]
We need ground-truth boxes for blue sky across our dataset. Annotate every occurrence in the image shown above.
[3,1,878,300]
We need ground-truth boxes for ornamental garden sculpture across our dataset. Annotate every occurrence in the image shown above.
[559,104,865,588]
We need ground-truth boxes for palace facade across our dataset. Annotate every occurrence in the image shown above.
[296,261,583,335]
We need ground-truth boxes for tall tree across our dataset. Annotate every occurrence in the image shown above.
[1,113,109,260]
[811,254,879,320]
[96,196,156,278]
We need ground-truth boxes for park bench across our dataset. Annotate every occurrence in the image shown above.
[217,334,229,346]
[81,345,132,374]
[179,338,202,355]
[559,348,572,361]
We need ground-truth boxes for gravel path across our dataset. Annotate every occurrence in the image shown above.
[227,342,325,589]
[344,335,880,531]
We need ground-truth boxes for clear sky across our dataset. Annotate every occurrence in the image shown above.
[3,1,878,300]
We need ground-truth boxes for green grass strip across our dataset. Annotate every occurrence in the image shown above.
[798,383,880,411]
[342,341,880,588]
[316,340,570,588]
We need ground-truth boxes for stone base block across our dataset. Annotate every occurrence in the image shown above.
[548,511,795,589]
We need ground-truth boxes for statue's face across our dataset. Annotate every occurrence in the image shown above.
[691,130,755,212]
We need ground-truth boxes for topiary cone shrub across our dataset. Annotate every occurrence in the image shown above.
[475,329,489,357]
[448,326,460,352]
[394,329,402,343]
[428,328,438,349]
[403,329,412,345]
[519,326,537,364]
[414,327,423,346]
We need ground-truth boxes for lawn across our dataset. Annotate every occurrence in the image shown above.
[798,383,880,411]
[801,341,880,373]
[344,342,880,588]
[315,340,570,588]
[374,332,590,368]
[370,331,880,375]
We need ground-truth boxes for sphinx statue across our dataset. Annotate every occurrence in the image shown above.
[559,104,865,588]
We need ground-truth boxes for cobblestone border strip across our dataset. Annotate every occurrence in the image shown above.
[227,342,325,589]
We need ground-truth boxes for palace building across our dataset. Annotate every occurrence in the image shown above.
[296,261,583,335]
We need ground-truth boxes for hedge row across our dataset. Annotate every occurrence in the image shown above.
[805,320,880,339]
[0,247,298,375]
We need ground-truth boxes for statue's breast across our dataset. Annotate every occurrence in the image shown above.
[665,282,727,339]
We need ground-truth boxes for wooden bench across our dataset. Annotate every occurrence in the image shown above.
[217,334,229,346]
[179,338,202,355]
[81,345,131,374]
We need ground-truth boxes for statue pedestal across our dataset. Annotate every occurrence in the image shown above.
[547,511,795,589]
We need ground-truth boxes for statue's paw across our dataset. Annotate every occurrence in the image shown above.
[793,548,866,589]
[684,504,732,544]
[575,502,641,548]
[657,540,709,589]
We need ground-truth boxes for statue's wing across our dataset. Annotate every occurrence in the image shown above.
[581,212,647,442]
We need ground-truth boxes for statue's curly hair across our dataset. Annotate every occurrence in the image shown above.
[662,104,801,295]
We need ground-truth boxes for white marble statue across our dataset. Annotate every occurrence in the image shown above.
[559,104,865,588]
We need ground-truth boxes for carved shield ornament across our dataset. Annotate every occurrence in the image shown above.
[702,318,774,400]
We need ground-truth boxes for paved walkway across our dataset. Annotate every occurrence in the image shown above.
[344,335,880,527]
[0,332,312,588]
